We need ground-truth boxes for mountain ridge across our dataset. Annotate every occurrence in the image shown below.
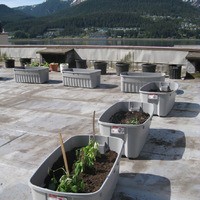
[13,0,88,17]
[14,0,73,17]
[13,0,200,17]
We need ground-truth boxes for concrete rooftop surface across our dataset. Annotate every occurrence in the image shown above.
[0,66,200,200]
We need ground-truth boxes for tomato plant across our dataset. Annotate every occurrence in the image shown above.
[48,139,100,193]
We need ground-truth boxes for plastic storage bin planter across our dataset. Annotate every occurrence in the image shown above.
[120,72,165,93]
[98,101,154,158]
[29,135,124,200]
[60,63,69,73]
[14,67,49,84]
[62,68,101,88]
[139,81,179,117]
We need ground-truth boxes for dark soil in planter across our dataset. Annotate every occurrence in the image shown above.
[149,88,172,92]
[44,147,117,193]
[109,110,150,124]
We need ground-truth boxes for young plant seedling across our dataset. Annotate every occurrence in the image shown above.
[48,128,101,193]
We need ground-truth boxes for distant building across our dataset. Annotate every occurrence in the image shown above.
[43,28,64,38]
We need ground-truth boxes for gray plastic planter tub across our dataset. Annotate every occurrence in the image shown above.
[139,81,179,117]
[98,101,154,158]
[62,68,101,88]
[29,135,124,200]
[14,66,49,84]
[120,72,165,93]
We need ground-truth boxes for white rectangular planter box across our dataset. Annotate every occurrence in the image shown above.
[139,81,179,117]
[120,72,165,93]
[98,101,154,158]
[29,135,124,200]
[62,68,101,88]
[14,67,49,84]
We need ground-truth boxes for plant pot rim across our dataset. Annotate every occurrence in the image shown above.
[75,59,86,61]
[94,61,107,63]
[142,63,156,65]
[116,62,129,64]
[5,59,14,61]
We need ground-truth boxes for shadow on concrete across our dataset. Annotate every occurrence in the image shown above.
[137,128,185,160]
[47,80,63,84]
[0,77,13,81]
[168,102,200,117]
[176,89,184,95]
[106,72,117,75]
[99,83,119,89]
[112,173,171,200]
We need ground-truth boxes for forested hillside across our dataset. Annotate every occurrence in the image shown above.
[1,0,200,39]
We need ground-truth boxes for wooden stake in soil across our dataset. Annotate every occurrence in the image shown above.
[59,133,69,176]
[93,111,96,137]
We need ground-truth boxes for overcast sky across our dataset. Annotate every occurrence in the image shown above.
[0,0,45,8]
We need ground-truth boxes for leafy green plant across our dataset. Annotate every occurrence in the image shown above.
[0,52,8,61]
[30,61,40,67]
[41,62,49,67]
[48,167,85,193]
[75,139,100,174]
[48,139,100,193]
[129,117,139,125]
